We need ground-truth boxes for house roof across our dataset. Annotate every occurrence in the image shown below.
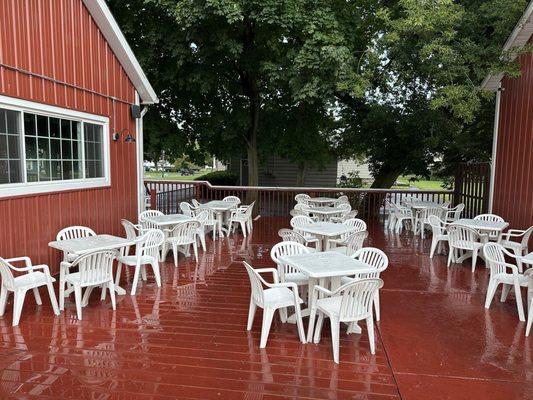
[481,1,533,91]
[83,0,158,104]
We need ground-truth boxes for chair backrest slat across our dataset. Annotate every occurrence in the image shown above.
[271,241,310,278]
[338,278,383,322]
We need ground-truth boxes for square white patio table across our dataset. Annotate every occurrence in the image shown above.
[144,213,194,259]
[48,235,135,300]
[279,251,374,337]
[306,206,344,222]
[299,222,355,251]
[307,197,337,207]
[199,200,237,237]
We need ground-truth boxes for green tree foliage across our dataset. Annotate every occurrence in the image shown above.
[109,0,528,188]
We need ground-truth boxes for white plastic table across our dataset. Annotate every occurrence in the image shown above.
[144,213,193,227]
[307,206,344,221]
[298,222,355,251]
[279,251,374,333]
[49,234,134,297]
[408,201,443,235]
[199,200,237,237]
[453,218,509,242]
[307,197,337,206]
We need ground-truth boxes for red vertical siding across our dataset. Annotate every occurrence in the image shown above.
[0,0,139,273]
[493,45,533,229]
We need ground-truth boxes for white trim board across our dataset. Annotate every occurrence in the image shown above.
[82,0,158,104]
[0,95,111,198]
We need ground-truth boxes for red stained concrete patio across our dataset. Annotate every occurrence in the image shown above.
[0,217,532,399]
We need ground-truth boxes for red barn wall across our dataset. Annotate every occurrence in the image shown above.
[0,0,138,273]
[492,48,533,229]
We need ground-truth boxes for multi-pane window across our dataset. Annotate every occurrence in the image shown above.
[0,105,107,189]
[0,109,22,184]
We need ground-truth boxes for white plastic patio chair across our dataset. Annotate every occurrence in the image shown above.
[228,202,255,237]
[61,249,118,320]
[278,228,306,245]
[331,231,368,257]
[271,241,311,308]
[194,210,211,250]
[164,221,201,268]
[444,204,464,223]
[416,207,445,239]
[243,261,306,348]
[56,226,96,262]
[428,215,449,258]
[474,214,505,241]
[391,203,414,233]
[117,229,164,295]
[483,243,528,321]
[0,257,59,326]
[139,210,164,230]
[447,224,484,272]
[179,202,195,217]
[336,195,349,204]
[499,226,532,272]
[191,199,201,207]
[329,218,366,247]
[526,268,533,337]
[290,216,319,247]
[385,201,397,230]
[340,247,388,321]
[222,195,241,205]
[294,193,310,205]
[308,278,383,363]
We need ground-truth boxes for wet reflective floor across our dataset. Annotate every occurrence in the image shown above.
[0,217,532,399]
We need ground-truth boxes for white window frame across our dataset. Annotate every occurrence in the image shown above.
[0,94,111,198]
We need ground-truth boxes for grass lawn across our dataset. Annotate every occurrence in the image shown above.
[394,175,449,190]
[144,170,209,181]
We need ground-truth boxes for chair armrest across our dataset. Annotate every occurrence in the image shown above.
[254,268,280,284]
[5,256,32,267]
[501,229,525,240]
[313,285,333,298]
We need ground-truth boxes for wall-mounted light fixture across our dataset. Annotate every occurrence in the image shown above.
[112,128,135,143]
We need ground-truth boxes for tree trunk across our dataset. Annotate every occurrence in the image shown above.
[359,165,402,219]
[296,162,308,186]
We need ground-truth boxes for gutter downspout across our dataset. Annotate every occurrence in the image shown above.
[488,85,502,213]
[136,90,149,216]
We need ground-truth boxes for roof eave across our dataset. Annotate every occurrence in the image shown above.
[82,0,158,104]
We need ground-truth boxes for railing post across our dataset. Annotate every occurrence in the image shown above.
[150,186,157,210]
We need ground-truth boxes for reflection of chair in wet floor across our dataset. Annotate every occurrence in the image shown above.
[174,282,199,311]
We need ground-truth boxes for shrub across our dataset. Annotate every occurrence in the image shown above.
[195,171,239,186]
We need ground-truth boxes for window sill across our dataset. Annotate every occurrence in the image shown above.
[0,179,111,199]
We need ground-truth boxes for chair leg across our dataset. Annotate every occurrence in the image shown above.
[59,267,66,310]
[514,248,524,273]
[108,281,116,310]
[247,298,257,331]
[199,232,206,251]
[307,304,318,343]
[514,281,525,322]
[193,242,198,262]
[32,288,42,305]
[172,244,179,268]
[73,285,83,320]
[526,298,533,336]
[279,307,287,323]
[330,317,340,364]
[500,284,511,302]
[366,316,376,355]
[115,262,123,288]
[294,304,306,344]
[46,282,60,316]
[151,261,161,287]
[374,292,381,321]
[447,247,454,267]
[0,286,8,316]
[429,238,438,258]
[141,266,148,281]
[471,249,478,272]
[241,221,247,237]
[485,279,498,309]
[314,312,325,344]
[260,307,275,348]
[131,266,142,296]
[12,290,27,327]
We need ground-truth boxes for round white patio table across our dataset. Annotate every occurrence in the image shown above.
[298,221,355,251]
[199,200,238,237]
[306,206,344,222]
[278,251,374,336]
[48,234,135,301]
[307,197,338,207]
